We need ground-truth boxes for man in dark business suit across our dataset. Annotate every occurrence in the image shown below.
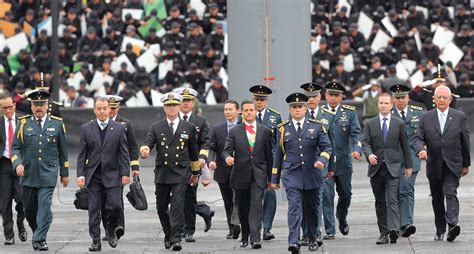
[414,86,470,242]
[140,92,201,251]
[223,100,273,249]
[0,95,27,245]
[77,97,131,251]
[208,99,241,240]
[361,93,413,245]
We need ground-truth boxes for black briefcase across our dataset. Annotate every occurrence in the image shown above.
[73,187,89,210]
[126,176,148,211]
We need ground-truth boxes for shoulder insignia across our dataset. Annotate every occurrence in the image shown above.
[19,115,30,119]
[268,108,281,115]
[342,104,356,111]
[50,115,63,121]
[410,105,423,111]
[277,120,289,127]
[309,118,322,124]
[322,107,335,115]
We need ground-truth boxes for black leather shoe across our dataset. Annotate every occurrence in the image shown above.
[323,234,335,240]
[288,243,300,254]
[232,225,241,239]
[308,241,318,251]
[38,241,48,251]
[316,235,323,247]
[108,235,118,248]
[300,236,308,246]
[401,225,416,237]
[204,210,214,232]
[19,230,27,242]
[172,242,182,251]
[240,240,248,248]
[447,225,460,242]
[89,240,101,251]
[226,233,233,239]
[115,226,124,240]
[164,238,171,249]
[263,229,275,240]
[4,238,14,245]
[339,222,349,235]
[184,234,195,242]
[376,234,388,244]
[434,233,444,241]
[389,230,398,243]
[102,235,109,241]
[251,241,262,249]
[32,241,39,250]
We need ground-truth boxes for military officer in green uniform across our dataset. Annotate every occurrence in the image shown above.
[11,89,69,251]
[390,84,424,238]
[249,85,282,241]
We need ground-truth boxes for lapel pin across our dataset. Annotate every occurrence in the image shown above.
[111,127,113,130]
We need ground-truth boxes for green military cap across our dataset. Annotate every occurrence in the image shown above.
[249,85,272,99]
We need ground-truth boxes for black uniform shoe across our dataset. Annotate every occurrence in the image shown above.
[184,234,195,242]
[240,241,248,248]
[19,230,28,242]
[102,235,109,241]
[89,240,101,251]
[38,241,48,251]
[288,243,300,254]
[447,225,460,242]
[108,234,118,248]
[172,242,182,251]
[232,225,241,239]
[339,222,349,235]
[204,210,215,232]
[376,234,388,245]
[401,225,416,237]
[32,241,39,250]
[251,241,262,249]
[434,233,444,241]
[300,236,308,246]
[316,235,323,247]
[323,234,335,240]
[263,229,275,240]
[4,238,14,245]
[115,226,125,240]
[389,230,398,243]
[164,237,172,249]
[308,241,318,251]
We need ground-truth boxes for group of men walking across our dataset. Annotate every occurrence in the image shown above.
[0,74,469,253]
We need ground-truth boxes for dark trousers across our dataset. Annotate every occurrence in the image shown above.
[184,184,212,234]
[235,182,264,243]
[370,163,400,235]
[88,173,122,241]
[22,186,55,241]
[218,181,237,231]
[0,157,25,239]
[286,187,320,244]
[156,183,187,243]
[323,173,352,235]
[101,186,125,236]
[429,163,460,234]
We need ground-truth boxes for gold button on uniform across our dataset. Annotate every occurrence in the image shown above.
[39,150,42,153]
[39,157,42,161]
[164,161,168,165]
[165,153,168,157]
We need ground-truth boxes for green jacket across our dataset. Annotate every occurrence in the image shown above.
[11,115,69,187]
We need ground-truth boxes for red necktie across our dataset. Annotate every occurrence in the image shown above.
[8,118,13,158]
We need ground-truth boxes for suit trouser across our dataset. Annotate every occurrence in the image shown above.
[370,163,400,235]
[218,181,239,231]
[287,187,320,245]
[429,163,460,234]
[88,175,122,241]
[323,173,352,235]
[184,184,212,234]
[399,171,418,227]
[101,186,125,236]
[302,167,327,238]
[235,182,264,243]
[22,186,55,241]
[156,183,187,243]
[0,158,25,239]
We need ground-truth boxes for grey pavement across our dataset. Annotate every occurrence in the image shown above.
[0,159,472,253]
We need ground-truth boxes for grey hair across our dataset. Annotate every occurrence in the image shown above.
[434,85,451,97]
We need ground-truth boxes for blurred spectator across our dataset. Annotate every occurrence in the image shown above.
[209,23,225,54]
[312,60,330,83]
[60,27,78,55]
[63,86,80,107]
[457,55,474,81]
[369,56,387,80]
[456,74,473,97]
[348,23,366,51]
[164,5,186,31]
[454,24,472,48]
[330,61,349,86]
[163,22,185,51]
[313,37,333,62]
[186,23,209,51]
[145,27,162,46]
[162,63,184,93]
[405,5,425,30]
[33,29,51,56]
[352,79,381,125]
[185,43,204,69]
[203,3,224,34]
[114,62,133,93]
[421,38,440,66]
[185,63,206,96]
[63,7,81,38]
[79,27,102,53]
[207,76,228,103]
[333,6,349,30]
[380,65,407,92]
[34,46,52,74]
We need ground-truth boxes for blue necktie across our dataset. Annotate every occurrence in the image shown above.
[382,117,388,143]
[439,113,446,134]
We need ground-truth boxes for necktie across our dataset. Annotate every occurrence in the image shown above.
[169,122,174,134]
[296,122,302,136]
[228,123,235,130]
[7,118,13,158]
[245,124,256,153]
[331,107,336,113]
[401,111,406,121]
[100,122,107,130]
[183,115,188,122]
[37,118,42,129]
[439,113,446,134]
[382,117,388,143]
[310,110,315,119]
[257,112,263,124]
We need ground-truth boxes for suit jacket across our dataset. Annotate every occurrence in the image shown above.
[208,121,240,183]
[222,123,273,190]
[184,112,211,160]
[414,108,470,180]
[142,119,200,184]
[115,115,140,171]
[77,120,130,188]
[361,116,413,178]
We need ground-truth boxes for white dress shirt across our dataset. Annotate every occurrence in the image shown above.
[3,114,16,158]
[257,108,267,120]
[327,104,340,113]
[167,118,180,134]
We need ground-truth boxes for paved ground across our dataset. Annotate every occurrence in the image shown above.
[0,158,472,253]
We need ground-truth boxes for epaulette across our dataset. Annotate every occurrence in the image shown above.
[277,120,289,127]
[322,107,335,115]
[51,101,62,106]
[342,104,356,111]
[50,115,63,121]
[19,115,30,119]
[309,118,322,124]
[268,108,281,115]
[409,105,423,111]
